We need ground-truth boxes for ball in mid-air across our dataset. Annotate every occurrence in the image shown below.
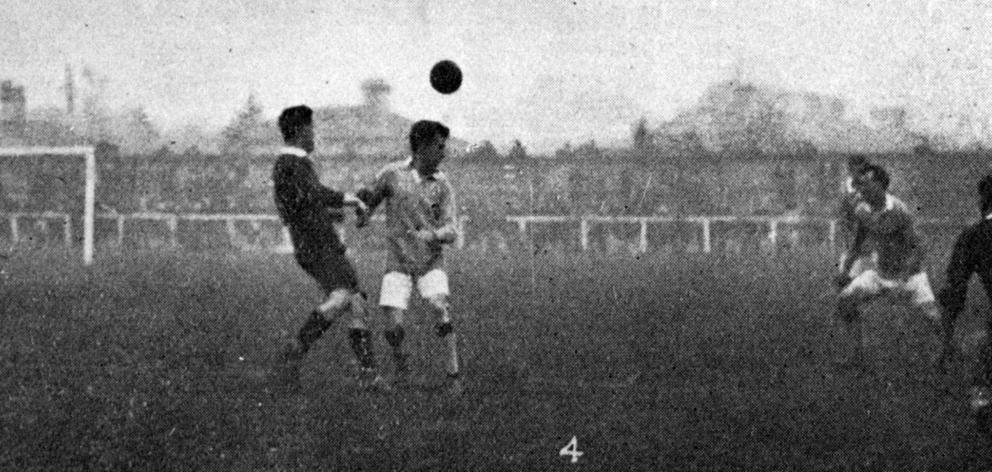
[430,60,462,94]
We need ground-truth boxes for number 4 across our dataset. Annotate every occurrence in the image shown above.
[559,436,583,463]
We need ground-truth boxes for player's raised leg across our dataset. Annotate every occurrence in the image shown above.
[285,288,351,363]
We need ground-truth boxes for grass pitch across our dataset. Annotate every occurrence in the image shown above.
[1,249,991,470]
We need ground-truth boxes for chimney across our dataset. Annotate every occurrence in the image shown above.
[65,63,75,116]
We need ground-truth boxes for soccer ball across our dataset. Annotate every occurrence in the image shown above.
[430,60,462,94]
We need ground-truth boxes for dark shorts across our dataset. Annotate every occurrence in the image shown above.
[296,250,360,294]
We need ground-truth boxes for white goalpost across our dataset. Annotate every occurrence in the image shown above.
[0,146,96,265]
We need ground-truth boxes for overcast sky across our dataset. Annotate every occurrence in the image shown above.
[3,0,991,151]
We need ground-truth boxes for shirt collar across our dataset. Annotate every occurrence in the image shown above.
[844,177,856,194]
[405,156,438,181]
[863,193,896,213]
[279,146,308,157]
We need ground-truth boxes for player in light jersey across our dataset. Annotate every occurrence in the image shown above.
[357,120,463,394]
[835,154,872,284]
[835,164,950,366]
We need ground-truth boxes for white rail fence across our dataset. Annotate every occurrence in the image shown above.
[1,212,967,255]
[506,215,965,254]
[0,212,460,254]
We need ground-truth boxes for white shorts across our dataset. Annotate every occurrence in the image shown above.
[839,251,877,278]
[840,269,937,308]
[379,269,450,310]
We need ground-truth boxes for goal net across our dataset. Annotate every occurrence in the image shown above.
[0,146,96,265]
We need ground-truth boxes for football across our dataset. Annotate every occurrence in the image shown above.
[430,60,462,94]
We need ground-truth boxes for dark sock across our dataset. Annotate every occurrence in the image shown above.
[296,310,332,356]
[384,325,406,368]
[973,338,992,387]
[384,325,405,350]
[349,328,376,369]
[436,321,454,338]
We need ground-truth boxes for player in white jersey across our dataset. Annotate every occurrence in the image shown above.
[835,164,950,366]
[356,120,463,394]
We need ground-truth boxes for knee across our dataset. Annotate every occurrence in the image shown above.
[435,320,454,337]
[426,295,449,312]
[384,306,405,326]
[320,289,351,313]
[349,292,367,313]
[919,301,941,322]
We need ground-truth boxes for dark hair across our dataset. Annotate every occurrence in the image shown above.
[278,105,313,142]
[847,154,869,168]
[861,164,890,190]
[409,120,450,154]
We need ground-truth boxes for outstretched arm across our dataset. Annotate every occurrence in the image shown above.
[276,156,350,210]
[354,169,392,227]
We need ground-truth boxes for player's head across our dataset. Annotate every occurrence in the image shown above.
[978,174,992,215]
[847,154,869,175]
[278,105,315,153]
[855,163,889,202]
[409,120,450,174]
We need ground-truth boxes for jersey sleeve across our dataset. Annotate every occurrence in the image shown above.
[356,166,392,214]
[938,227,978,315]
[433,176,458,244]
[837,193,857,224]
[274,156,345,215]
[899,209,925,273]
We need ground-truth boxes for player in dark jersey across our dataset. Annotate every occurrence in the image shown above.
[271,105,382,388]
[937,175,992,434]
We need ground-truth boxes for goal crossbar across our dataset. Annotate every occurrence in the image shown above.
[0,146,96,265]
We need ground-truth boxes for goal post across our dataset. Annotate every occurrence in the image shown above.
[0,146,96,265]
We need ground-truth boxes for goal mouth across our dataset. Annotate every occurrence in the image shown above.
[0,146,96,265]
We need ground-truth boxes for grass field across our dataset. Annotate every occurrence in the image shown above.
[2,248,991,470]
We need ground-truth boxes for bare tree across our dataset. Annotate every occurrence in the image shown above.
[221,94,273,155]
[116,106,161,154]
